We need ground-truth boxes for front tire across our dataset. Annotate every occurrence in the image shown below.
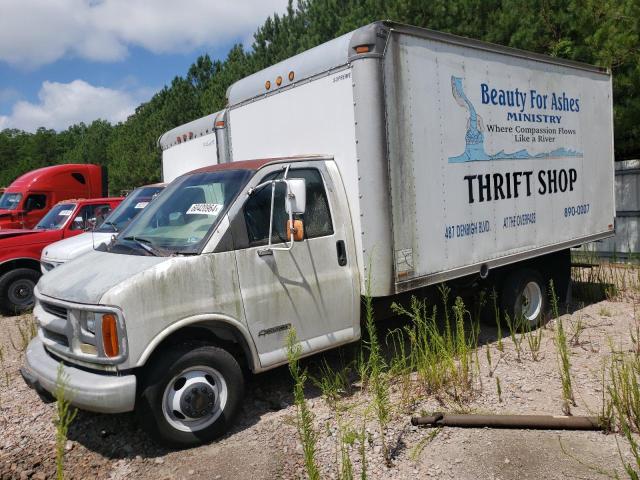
[501,268,548,328]
[136,344,244,448]
[0,268,40,315]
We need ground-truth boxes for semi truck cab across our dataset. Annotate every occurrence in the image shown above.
[0,164,108,230]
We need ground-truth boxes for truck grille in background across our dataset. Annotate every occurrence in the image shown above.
[41,262,56,272]
[41,301,68,319]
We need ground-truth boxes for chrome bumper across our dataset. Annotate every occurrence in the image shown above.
[21,336,136,413]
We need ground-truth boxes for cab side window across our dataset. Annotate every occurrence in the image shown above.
[243,168,333,246]
[70,203,113,230]
[24,194,47,211]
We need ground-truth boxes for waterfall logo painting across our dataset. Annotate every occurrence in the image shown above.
[448,76,582,163]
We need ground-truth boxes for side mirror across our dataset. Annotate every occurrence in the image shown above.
[285,178,306,215]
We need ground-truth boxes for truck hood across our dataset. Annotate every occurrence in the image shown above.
[42,232,113,263]
[0,228,38,239]
[37,249,169,304]
[0,228,60,249]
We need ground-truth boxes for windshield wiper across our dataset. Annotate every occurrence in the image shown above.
[122,236,166,257]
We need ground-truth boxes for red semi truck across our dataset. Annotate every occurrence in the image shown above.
[0,164,108,230]
[0,196,122,314]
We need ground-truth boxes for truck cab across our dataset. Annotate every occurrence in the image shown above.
[0,197,122,314]
[0,164,108,230]
[23,157,359,447]
[41,184,165,273]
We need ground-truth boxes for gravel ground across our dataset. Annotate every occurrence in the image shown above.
[1,277,639,479]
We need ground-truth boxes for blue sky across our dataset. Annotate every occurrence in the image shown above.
[0,0,289,132]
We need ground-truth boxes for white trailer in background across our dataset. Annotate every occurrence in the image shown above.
[23,21,615,447]
[159,110,228,182]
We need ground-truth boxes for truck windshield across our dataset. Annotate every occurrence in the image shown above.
[0,192,22,210]
[97,185,164,233]
[114,169,251,255]
[35,203,76,230]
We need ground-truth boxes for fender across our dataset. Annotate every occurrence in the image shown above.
[136,313,260,372]
[0,256,41,266]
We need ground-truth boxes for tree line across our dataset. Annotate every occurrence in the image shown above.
[0,0,637,193]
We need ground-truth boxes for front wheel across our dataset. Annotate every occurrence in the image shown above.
[136,344,244,448]
[0,268,41,315]
[501,268,548,328]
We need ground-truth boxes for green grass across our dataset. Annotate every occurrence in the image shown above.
[491,288,504,353]
[550,280,575,415]
[391,293,479,403]
[54,363,77,480]
[10,315,37,352]
[606,352,640,479]
[286,328,320,480]
[362,275,391,467]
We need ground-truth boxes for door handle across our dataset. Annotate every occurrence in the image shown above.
[336,240,347,266]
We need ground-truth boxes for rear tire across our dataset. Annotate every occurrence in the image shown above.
[501,268,548,328]
[0,268,40,315]
[136,344,244,448]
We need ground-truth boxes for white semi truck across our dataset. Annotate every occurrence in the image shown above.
[39,112,228,271]
[22,21,614,447]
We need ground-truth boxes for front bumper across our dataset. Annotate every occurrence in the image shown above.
[21,336,136,413]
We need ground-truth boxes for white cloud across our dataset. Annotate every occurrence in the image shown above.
[0,80,142,131]
[0,0,289,69]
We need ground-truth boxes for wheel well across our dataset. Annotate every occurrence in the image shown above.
[143,323,254,373]
[0,258,41,278]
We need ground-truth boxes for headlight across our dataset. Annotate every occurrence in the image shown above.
[83,312,100,334]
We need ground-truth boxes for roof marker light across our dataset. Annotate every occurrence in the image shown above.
[215,121,225,128]
[288,71,295,81]
[276,76,283,86]
[265,80,271,90]
[355,45,370,54]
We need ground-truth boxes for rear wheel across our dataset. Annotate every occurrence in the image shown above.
[136,344,244,448]
[501,269,548,328]
[0,268,40,315]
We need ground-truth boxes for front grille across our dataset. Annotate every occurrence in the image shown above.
[42,329,69,347]
[41,301,67,319]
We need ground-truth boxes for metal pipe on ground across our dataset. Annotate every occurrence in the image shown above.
[411,413,607,431]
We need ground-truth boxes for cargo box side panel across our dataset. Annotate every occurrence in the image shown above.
[228,68,364,273]
[384,32,615,287]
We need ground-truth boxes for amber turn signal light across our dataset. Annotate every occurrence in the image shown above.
[102,314,119,357]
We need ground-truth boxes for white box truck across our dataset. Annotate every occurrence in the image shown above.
[21,21,614,447]
[39,112,228,272]
[159,109,229,182]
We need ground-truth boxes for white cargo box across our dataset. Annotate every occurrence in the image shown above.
[226,21,615,296]
[159,110,228,182]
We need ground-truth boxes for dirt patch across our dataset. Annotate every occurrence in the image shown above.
[1,285,639,479]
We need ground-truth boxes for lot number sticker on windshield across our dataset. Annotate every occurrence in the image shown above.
[59,210,73,216]
[134,201,149,209]
[186,203,223,215]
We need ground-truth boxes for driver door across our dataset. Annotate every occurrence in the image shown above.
[234,163,359,368]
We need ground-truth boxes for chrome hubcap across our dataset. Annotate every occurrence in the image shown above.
[162,367,228,432]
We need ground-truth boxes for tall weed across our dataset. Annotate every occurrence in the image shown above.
[54,363,77,480]
[286,329,320,480]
